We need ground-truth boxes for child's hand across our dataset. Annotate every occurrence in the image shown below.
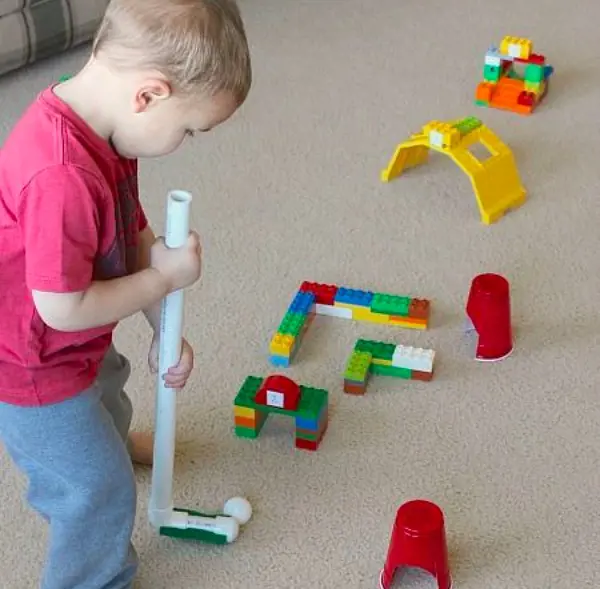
[148,336,195,391]
[151,232,202,293]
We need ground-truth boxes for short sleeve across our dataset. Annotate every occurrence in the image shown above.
[19,165,105,293]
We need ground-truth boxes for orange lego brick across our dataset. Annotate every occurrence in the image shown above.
[388,315,427,327]
[234,416,257,429]
[412,370,434,382]
[475,82,494,102]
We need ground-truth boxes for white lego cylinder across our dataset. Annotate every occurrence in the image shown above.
[149,190,191,529]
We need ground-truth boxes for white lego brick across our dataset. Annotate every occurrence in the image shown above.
[266,390,285,408]
[315,303,352,318]
[392,345,435,372]
[429,130,444,148]
[508,43,521,58]
[484,54,502,67]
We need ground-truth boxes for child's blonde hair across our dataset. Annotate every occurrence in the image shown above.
[92,0,251,104]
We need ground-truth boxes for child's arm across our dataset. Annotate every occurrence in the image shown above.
[32,230,200,332]
[32,267,168,332]
[137,225,163,333]
[21,166,199,332]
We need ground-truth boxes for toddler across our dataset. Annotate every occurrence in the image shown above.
[0,0,251,587]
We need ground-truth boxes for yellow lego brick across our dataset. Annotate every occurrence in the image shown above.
[334,301,369,313]
[371,357,393,367]
[389,319,428,330]
[269,333,294,355]
[423,120,461,150]
[351,307,391,324]
[234,405,256,419]
[525,80,543,94]
[500,36,532,60]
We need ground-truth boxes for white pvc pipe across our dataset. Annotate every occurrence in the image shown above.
[149,190,191,529]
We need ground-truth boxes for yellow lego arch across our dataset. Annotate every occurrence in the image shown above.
[381,117,526,224]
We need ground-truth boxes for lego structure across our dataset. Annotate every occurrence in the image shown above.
[233,374,329,451]
[344,339,435,395]
[475,36,553,115]
[381,116,526,225]
[269,281,430,367]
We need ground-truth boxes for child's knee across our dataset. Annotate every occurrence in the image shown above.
[74,449,137,519]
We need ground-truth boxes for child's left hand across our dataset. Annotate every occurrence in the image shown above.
[148,335,195,391]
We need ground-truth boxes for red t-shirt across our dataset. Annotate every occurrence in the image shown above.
[0,86,148,407]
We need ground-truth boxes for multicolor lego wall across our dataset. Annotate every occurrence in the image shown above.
[234,375,329,451]
[269,281,431,367]
[344,339,435,395]
[475,36,554,115]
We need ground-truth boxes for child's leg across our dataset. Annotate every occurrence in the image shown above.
[98,345,154,466]
[0,379,138,589]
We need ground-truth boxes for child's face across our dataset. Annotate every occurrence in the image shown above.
[112,83,239,158]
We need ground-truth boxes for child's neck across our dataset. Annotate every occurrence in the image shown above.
[53,57,121,144]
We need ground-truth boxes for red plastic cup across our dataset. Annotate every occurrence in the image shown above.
[379,499,451,589]
[465,273,513,361]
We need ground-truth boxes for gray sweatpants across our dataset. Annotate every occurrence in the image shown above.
[0,346,138,589]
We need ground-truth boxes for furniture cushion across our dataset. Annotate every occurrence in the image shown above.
[0,0,109,77]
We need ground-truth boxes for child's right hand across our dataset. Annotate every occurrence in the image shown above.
[150,232,202,292]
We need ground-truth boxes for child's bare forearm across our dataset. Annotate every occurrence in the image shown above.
[137,225,162,332]
[65,269,168,331]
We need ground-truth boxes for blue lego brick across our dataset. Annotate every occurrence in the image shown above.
[334,287,374,307]
[295,405,326,431]
[288,290,316,315]
[269,354,290,367]
[486,47,509,62]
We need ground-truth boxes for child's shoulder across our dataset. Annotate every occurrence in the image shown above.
[1,85,123,193]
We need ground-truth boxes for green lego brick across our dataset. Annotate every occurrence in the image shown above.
[277,311,307,338]
[483,64,501,82]
[370,363,412,379]
[234,376,327,420]
[344,350,372,381]
[354,339,395,361]
[524,64,544,83]
[297,387,328,419]
[234,376,264,408]
[370,294,411,317]
[234,426,260,439]
[475,100,489,107]
[295,428,321,441]
[453,116,482,136]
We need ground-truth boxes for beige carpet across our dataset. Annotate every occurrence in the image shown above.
[2,0,600,587]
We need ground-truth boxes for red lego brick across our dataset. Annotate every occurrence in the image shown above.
[255,374,301,410]
[408,299,430,320]
[517,91,535,107]
[299,281,338,305]
[295,437,318,451]
[344,381,366,395]
[295,419,328,451]
[412,370,433,382]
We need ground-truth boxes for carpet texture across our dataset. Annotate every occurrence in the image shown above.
[1,0,600,587]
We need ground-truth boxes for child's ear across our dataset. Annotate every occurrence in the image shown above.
[133,79,172,112]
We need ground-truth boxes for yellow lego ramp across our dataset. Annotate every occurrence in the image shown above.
[381,117,526,224]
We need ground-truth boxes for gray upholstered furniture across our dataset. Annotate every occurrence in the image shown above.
[0,0,109,76]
